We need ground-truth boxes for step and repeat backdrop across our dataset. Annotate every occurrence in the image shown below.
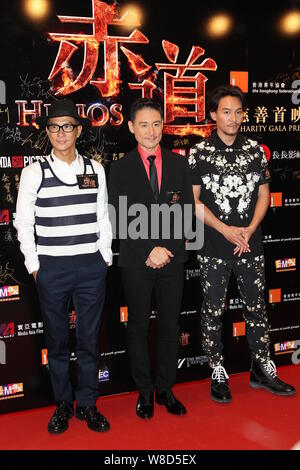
[0,0,299,413]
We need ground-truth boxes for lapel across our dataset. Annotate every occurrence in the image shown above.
[130,148,156,202]
[158,148,169,203]
[129,147,172,203]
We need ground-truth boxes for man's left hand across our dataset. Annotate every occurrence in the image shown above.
[234,225,255,257]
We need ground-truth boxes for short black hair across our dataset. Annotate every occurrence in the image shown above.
[129,98,163,122]
[208,84,246,112]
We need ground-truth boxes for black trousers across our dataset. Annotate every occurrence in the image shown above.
[121,263,184,394]
[37,255,107,407]
[198,254,270,369]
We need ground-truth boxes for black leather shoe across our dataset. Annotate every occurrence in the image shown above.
[210,366,232,403]
[136,393,154,419]
[76,405,110,432]
[250,360,296,396]
[155,390,187,415]
[48,401,74,434]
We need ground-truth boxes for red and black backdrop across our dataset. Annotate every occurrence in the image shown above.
[0,0,299,413]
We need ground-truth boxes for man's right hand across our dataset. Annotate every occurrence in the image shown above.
[32,271,38,282]
[145,247,174,269]
[221,225,250,253]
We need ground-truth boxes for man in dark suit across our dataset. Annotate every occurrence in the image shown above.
[108,98,194,419]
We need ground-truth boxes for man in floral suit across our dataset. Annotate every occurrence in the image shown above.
[189,84,296,403]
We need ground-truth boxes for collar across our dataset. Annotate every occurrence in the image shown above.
[209,130,244,150]
[138,144,162,164]
[50,148,80,165]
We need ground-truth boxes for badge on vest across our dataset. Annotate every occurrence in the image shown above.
[77,174,98,189]
[166,190,181,204]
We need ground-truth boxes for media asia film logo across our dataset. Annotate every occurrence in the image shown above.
[0,322,15,339]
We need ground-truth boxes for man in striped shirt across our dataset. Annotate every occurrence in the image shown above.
[14,99,112,434]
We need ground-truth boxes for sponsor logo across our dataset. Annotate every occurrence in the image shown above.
[0,156,43,169]
[17,322,44,336]
[251,81,296,95]
[268,291,300,304]
[260,144,271,162]
[270,192,282,207]
[70,352,77,361]
[0,80,6,104]
[0,285,19,302]
[0,340,5,364]
[177,355,208,369]
[275,258,296,272]
[0,210,9,226]
[272,150,300,160]
[179,332,190,346]
[42,350,76,364]
[0,322,15,339]
[100,350,126,358]
[180,310,197,316]
[230,71,248,92]
[274,340,298,355]
[0,383,24,400]
[283,292,300,302]
[120,306,128,323]
[233,322,246,337]
[41,349,48,365]
[98,368,110,383]
[227,297,243,310]
[263,235,300,244]
[291,341,300,364]
[269,288,281,303]
[185,268,201,281]
[172,148,186,157]
[11,156,24,168]
[69,310,77,329]
[284,198,300,207]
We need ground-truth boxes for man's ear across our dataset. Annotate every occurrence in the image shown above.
[210,111,217,122]
[76,125,83,138]
[128,120,135,134]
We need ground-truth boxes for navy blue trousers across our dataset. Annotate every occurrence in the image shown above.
[37,254,107,407]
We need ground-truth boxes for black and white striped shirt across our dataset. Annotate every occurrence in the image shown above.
[14,150,112,273]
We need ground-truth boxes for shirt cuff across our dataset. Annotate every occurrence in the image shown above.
[25,258,40,275]
[98,246,113,266]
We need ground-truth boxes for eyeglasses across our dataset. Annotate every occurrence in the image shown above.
[47,123,79,133]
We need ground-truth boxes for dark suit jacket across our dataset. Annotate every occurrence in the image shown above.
[108,146,194,268]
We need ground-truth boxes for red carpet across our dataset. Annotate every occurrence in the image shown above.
[0,365,299,451]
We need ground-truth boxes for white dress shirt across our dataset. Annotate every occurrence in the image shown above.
[14,150,113,274]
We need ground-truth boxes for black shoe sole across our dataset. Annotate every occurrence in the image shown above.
[136,411,153,419]
[76,411,86,421]
[249,380,297,396]
[87,422,110,432]
[156,400,187,415]
[76,411,110,432]
[210,393,232,404]
[48,424,69,434]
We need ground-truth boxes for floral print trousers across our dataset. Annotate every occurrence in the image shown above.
[198,255,270,369]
